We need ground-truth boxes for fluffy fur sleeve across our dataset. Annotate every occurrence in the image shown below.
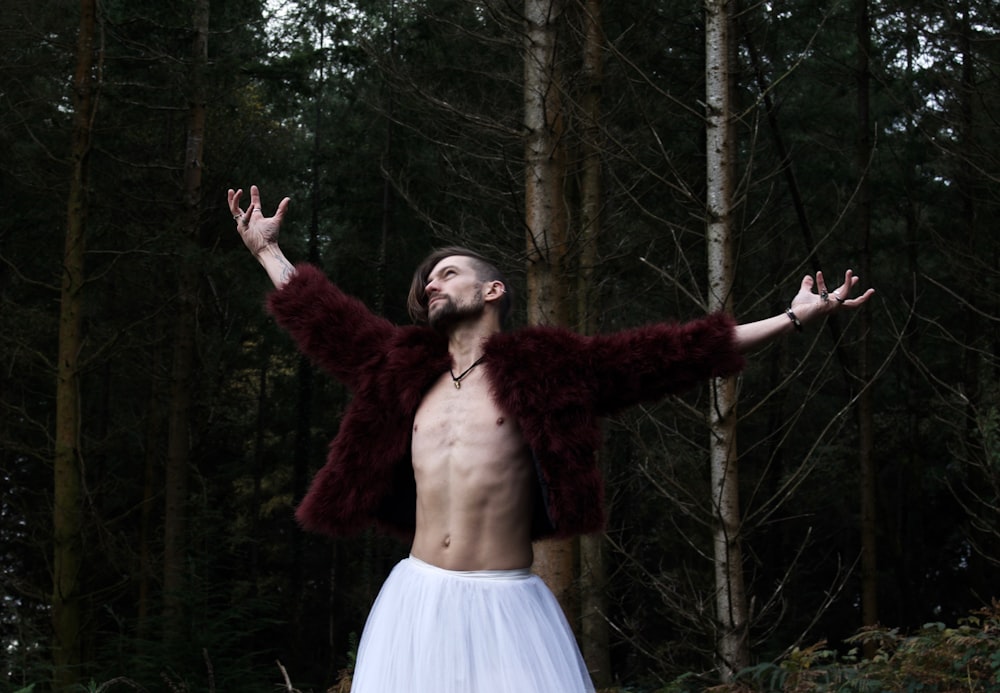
[486,312,744,417]
[586,312,745,414]
[267,264,398,390]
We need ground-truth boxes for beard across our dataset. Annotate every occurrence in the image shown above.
[428,289,484,332]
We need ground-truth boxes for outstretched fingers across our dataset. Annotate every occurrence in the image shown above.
[249,184,263,215]
[816,270,833,303]
[798,273,815,294]
[238,185,290,220]
[272,195,290,223]
[228,188,244,217]
[831,269,875,307]
[790,268,875,318]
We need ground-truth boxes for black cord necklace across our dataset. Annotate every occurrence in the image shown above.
[450,355,486,389]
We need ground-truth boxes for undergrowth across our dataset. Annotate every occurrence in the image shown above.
[10,602,998,692]
[702,599,1000,693]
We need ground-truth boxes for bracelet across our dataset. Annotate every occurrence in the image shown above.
[785,308,803,332]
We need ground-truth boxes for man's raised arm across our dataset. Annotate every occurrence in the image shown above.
[228,185,295,289]
[734,269,875,352]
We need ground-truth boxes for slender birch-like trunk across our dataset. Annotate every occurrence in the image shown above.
[705,0,749,680]
[854,0,878,656]
[53,1,97,687]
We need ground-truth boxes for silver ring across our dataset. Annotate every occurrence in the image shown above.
[820,290,829,302]
[233,214,241,220]
[832,291,845,303]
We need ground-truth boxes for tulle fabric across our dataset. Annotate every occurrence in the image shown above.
[350,556,596,693]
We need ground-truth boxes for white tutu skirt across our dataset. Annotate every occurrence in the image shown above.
[350,556,595,693]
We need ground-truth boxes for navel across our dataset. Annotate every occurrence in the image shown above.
[496,417,505,426]
[442,534,451,548]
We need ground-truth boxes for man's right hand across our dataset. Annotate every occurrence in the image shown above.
[228,185,290,257]
[227,185,296,288]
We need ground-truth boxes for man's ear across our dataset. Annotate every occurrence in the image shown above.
[484,280,506,303]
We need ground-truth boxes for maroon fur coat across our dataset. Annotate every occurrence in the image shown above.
[268,264,746,541]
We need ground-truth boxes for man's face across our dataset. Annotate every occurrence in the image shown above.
[425,256,485,331]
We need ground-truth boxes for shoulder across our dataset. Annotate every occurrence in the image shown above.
[389,325,449,363]
[485,326,588,363]
[484,327,594,404]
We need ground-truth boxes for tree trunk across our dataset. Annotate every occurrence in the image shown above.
[52,0,97,687]
[376,0,396,315]
[576,0,611,685]
[524,0,569,329]
[523,0,576,629]
[137,326,166,646]
[705,0,748,680]
[163,0,209,644]
[901,0,922,630]
[290,3,325,655]
[855,0,878,655]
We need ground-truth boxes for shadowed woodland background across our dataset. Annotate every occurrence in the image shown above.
[1,0,999,690]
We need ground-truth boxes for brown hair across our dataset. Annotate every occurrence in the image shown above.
[407,246,512,327]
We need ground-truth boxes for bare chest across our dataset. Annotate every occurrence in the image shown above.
[411,369,525,472]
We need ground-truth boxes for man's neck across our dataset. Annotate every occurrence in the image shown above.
[447,319,500,369]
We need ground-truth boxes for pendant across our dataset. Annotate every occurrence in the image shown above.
[454,380,461,389]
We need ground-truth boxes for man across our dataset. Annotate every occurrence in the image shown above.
[227,185,873,692]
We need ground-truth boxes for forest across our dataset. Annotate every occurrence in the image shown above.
[1,0,999,690]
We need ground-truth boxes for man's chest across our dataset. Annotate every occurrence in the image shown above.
[411,370,523,457]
